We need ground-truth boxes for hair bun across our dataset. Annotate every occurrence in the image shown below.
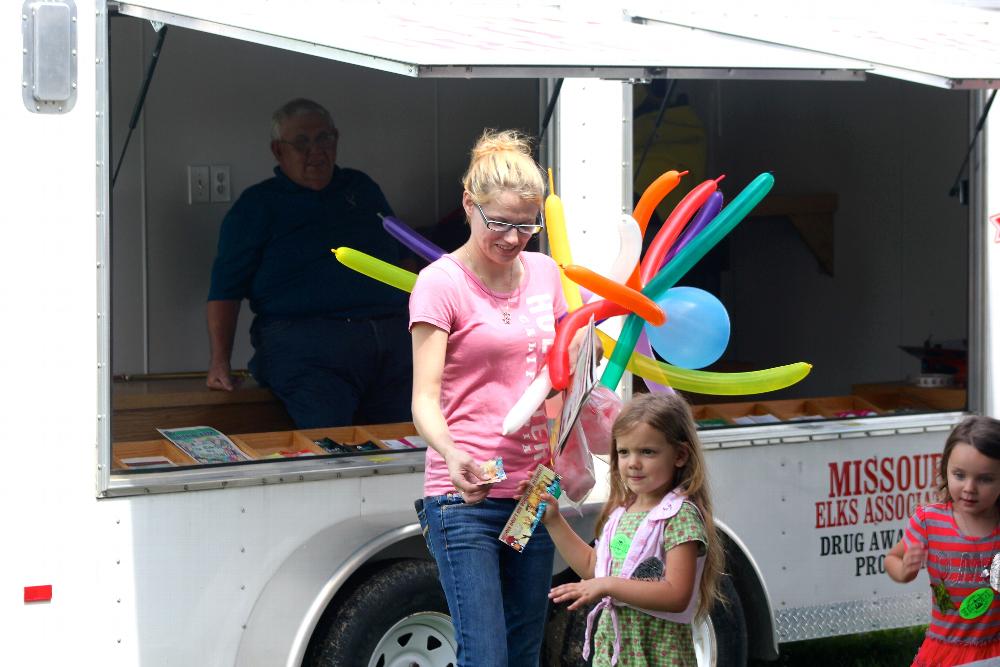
[462,129,545,203]
[470,129,533,161]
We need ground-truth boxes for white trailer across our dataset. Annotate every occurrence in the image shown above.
[6,1,999,665]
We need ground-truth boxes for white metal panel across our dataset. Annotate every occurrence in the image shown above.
[4,2,103,665]
[983,91,1000,417]
[558,79,630,284]
[114,0,871,79]
[704,422,959,641]
[630,0,1000,89]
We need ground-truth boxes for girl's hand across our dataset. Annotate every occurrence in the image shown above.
[901,543,927,579]
[549,578,609,610]
[444,449,487,503]
[513,482,560,525]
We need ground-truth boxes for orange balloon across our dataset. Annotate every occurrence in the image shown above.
[562,264,665,326]
[633,170,686,236]
[628,169,686,288]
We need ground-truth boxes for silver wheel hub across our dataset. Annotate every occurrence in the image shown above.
[368,611,457,667]
[692,615,717,667]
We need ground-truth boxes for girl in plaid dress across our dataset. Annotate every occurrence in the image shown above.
[527,392,723,666]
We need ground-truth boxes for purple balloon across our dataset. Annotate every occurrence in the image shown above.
[663,190,724,266]
[382,216,446,263]
[635,329,675,394]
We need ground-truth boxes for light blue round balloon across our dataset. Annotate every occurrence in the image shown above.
[644,286,730,369]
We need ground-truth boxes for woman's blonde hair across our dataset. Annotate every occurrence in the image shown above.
[461,129,545,206]
[596,391,724,620]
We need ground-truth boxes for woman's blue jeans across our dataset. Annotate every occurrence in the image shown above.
[417,494,555,667]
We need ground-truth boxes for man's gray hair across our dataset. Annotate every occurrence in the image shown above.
[270,98,335,141]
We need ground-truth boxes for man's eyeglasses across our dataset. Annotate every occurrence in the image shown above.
[278,133,337,154]
[475,203,544,236]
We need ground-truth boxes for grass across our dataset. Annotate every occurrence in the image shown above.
[750,626,926,666]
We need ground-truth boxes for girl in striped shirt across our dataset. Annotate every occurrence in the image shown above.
[887,415,1000,666]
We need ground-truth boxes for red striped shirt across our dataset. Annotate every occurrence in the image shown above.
[906,503,1000,645]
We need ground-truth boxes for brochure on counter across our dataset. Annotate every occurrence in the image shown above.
[156,426,250,464]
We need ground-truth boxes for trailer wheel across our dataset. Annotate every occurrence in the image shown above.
[306,559,457,667]
[693,574,748,667]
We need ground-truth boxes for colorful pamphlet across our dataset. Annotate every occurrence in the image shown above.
[478,456,507,485]
[156,426,250,464]
[381,435,428,450]
[499,464,561,552]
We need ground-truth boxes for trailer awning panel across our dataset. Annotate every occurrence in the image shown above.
[629,1,1000,89]
[114,1,871,80]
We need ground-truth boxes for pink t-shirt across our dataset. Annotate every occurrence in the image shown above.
[409,251,568,498]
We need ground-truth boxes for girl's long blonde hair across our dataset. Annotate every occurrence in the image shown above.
[595,391,723,620]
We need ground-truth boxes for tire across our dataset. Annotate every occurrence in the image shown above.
[693,574,748,667]
[305,559,457,667]
[542,568,593,666]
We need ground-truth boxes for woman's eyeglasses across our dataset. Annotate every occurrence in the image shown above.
[475,203,544,236]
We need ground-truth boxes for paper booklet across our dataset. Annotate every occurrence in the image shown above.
[554,316,599,454]
[499,464,561,552]
[156,426,250,464]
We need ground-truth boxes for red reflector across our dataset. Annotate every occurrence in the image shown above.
[24,585,52,603]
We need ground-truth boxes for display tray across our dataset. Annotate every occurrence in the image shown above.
[852,382,967,412]
[112,438,198,469]
[692,405,730,429]
[230,431,328,459]
[112,422,424,471]
[691,395,886,427]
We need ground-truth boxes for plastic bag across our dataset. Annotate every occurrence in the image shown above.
[553,420,596,509]
[577,384,622,456]
[553,385,624,508]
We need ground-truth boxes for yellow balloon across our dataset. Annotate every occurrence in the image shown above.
[545,168,584,312]
[595,330,811,395]
[333,247,417,293]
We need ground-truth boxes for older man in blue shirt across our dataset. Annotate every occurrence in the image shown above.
[206,98,411,428]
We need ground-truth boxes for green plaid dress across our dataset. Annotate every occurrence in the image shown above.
[592,502,707,667]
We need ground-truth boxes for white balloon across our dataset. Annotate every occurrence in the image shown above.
[608,214,642,284]
[501,370,552,435]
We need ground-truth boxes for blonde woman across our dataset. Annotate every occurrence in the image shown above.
[410,129,574,666]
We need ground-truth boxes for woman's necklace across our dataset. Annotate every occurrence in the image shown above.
[461,248,517,325]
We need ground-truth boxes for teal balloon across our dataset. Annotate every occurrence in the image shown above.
[644,287,730,369]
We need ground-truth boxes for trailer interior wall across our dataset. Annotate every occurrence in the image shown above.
[109,18,972,404]
[109,20,538,374]
[643,77,969,399]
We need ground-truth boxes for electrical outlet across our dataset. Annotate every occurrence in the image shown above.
[187,165,210,204]
[210,165,231,203]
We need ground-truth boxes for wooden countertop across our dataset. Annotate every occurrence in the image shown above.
[112,376,295,442]
[113,377,279,409]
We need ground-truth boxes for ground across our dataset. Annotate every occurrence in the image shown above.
[751,626,925,666]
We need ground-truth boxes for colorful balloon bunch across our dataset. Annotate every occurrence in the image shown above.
[333,168,812,436]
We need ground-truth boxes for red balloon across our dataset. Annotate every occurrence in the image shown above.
[548,299,626,390]
[639,176,723,286]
